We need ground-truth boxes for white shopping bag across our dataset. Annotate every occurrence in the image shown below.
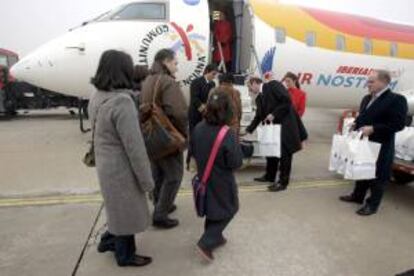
[342,117,355,136]
[329,133,352,174]
[396,127,414,161]
[254,124,281,157]
[344,133,381,180]
[329,134,345,172]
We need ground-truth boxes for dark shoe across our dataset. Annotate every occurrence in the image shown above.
[97,242,115,253]
[197,245,214,262]
[254,175,273,183]
[356,205,377,216]
[153,218,179,229]
[168,204,177,214]
[117,255,152,267]
[339,195,364,204]
[267,184,287,192]
[97,232,115,253]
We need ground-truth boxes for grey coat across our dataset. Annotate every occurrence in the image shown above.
[88,90,154,236]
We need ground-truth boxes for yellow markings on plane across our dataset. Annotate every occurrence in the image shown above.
[0,180,350,208]
[249,0,414,59]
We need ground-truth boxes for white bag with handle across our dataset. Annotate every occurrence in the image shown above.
[342,117,356,136]
[254,124,281,157]
[329,133,353,174]
[329,134,346,172]
[336,134,353,175]
[344,132,381,180]
[396,127,414,161]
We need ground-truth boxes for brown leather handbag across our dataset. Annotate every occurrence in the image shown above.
[140,76,186,160]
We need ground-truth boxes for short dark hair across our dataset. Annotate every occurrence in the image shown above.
[205,89,233,126]
[375,69,392,84]
[133,65,149,84]
[91,50,134,92]
[249,76,263,85]
[151,48,176,75]
[282,72,301,89]
[219,73,234,85]
[204,64,218,75]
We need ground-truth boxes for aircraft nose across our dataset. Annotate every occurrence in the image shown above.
[10,47,57,88]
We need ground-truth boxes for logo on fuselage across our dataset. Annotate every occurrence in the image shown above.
[138,22,207,86]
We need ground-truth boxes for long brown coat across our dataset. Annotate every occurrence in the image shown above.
[219,83,242,136]
[140,72,188,139]
[88,90,154,236]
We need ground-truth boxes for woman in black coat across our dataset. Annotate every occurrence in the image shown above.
[191,90,243,262]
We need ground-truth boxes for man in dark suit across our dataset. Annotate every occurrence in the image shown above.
[187,64,218,169]
[340,70,408,216]
[245,76,307,192]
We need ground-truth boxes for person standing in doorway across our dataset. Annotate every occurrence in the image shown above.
[213,11,233,72]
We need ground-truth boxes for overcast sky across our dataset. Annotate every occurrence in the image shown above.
[1,0,413,57]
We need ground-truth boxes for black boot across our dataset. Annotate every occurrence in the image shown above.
[97,231,115,253]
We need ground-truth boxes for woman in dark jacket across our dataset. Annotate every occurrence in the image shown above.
[191,90,243,262]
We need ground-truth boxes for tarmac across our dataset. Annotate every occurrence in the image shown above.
[0,108,413,276]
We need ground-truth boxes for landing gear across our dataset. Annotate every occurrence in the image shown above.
[79,99,90,133]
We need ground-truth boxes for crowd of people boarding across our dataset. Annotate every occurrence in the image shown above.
[87,47,408,268]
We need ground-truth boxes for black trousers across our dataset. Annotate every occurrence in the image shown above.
[198,218,232,251]
[99,231,136,266]
[152,152,184,221]
[265,150,293,186]
[352,180,388,211]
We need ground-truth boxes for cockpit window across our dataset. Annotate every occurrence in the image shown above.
[0,56,7,67]
[111,3,167,21]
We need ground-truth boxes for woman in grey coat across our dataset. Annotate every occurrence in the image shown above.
[88,50,154,267]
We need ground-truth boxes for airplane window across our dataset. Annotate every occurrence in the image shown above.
[336,35,346,51]
[93,5,128,22]
[275,28,286,44]
[364,38,373,54]
[390,43,398,57]
[8,56,18,67]
[112,3,167,21]
[305,31,316,47]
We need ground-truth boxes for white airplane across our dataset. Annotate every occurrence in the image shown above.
[10,0,414,116]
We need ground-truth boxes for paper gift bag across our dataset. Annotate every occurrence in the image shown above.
[344,134,381,180]
[254,124,281,157]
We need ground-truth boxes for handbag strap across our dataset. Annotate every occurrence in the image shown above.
[201,126,230,185]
